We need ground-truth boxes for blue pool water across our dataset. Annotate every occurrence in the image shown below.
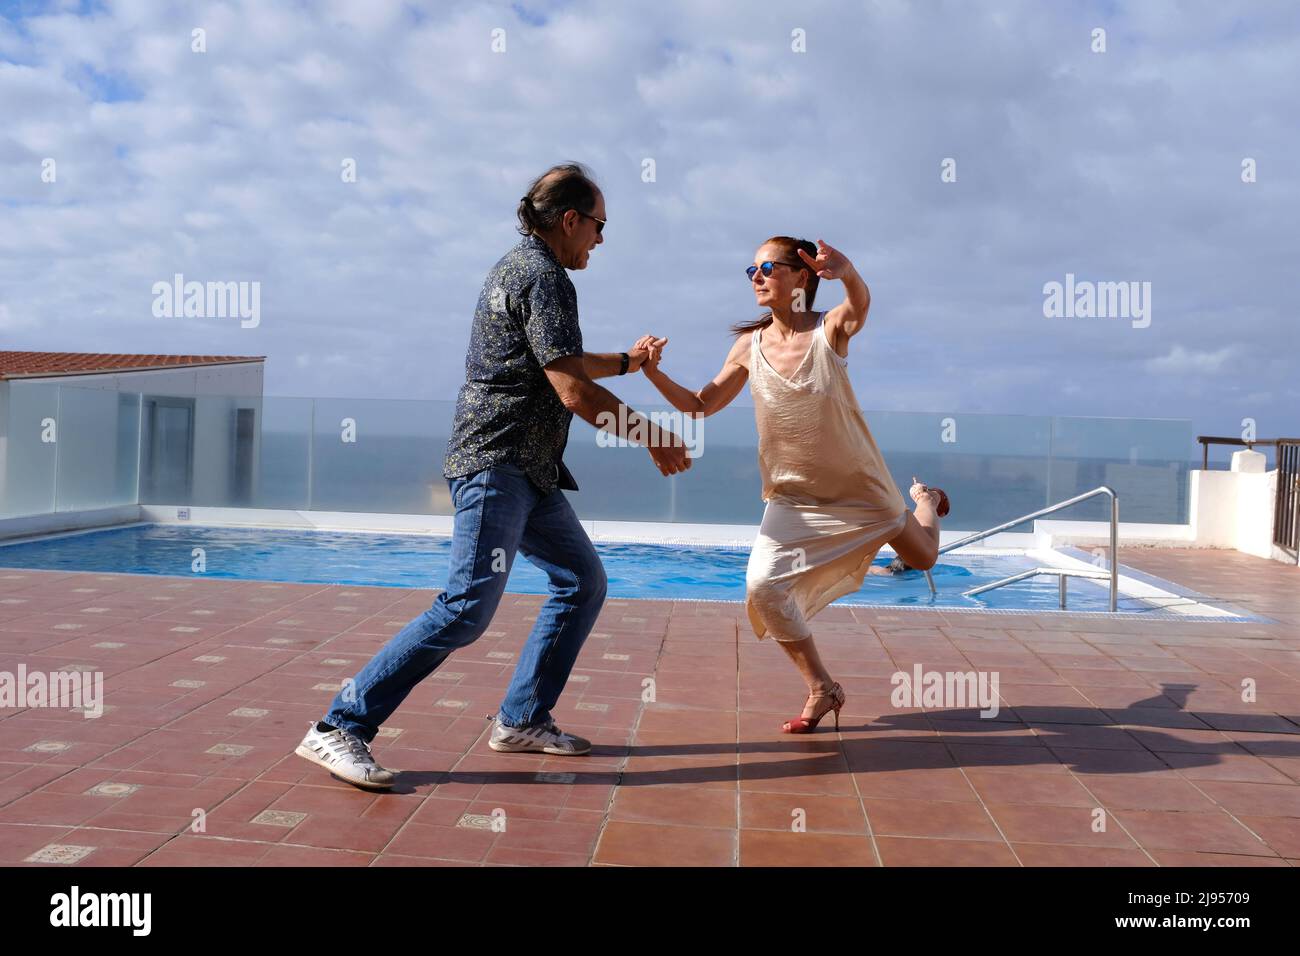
[0,523,1156,612]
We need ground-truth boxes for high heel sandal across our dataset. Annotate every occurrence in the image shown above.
[782,682,846,734]
[932,487,951,517]
[912,479,951,518]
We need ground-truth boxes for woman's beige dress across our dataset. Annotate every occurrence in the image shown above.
[744,311,907,641]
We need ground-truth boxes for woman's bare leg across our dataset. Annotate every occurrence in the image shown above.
[777,637,837,724]
[888,480,943,570]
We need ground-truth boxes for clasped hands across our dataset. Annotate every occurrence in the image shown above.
[626,334,667,375]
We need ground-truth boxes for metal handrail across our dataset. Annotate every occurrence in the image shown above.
[1293,474,1300,568]
[963,566,1113,610]
[922,486,1120,611]
[1197,435,1300,470]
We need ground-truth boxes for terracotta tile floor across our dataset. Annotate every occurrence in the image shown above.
[0,547,1297,867]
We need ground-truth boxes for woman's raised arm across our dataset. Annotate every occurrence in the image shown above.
[798,240,871,352]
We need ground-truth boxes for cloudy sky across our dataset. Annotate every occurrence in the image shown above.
[2,0,1297,444]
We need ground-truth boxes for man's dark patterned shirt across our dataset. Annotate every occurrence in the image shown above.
[443,234,584,493]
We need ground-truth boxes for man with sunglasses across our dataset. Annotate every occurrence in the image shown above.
[296,163,691,789]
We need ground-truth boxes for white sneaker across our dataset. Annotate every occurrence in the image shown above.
[295,722,397,790]
[488,718,591,756]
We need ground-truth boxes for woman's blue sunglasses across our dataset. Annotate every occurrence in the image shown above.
[746,260,804,280]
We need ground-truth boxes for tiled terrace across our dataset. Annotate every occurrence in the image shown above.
[0,547,1297,867]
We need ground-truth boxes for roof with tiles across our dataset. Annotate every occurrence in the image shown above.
[0,352,265,381]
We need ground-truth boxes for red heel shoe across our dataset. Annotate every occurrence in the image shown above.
[911,478,950,517]
[782,683,846,734]
[932,487,950,517]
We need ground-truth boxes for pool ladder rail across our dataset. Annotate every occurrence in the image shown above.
[921,486,1120,612]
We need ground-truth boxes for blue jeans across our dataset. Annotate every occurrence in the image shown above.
[322,463,607,743]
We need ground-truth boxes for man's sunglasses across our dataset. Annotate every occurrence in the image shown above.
[746,260,805,280]
[572,209,605,235]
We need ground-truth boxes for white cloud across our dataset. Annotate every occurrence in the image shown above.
[1144,345,1242,375]
[0,0,1295,438]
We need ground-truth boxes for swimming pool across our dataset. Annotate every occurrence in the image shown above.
[0,523,1199,614]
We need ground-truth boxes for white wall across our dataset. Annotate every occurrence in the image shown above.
[0,504,141,542]
[0,382,8,504]
[1189,470,1239,547]
[1188,455,1286,561]
[3,362,264,515]
[17,361,263,397]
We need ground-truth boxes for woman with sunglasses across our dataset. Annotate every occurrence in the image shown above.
[638,236,949,733]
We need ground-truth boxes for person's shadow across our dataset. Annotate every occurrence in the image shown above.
[387,681,1300,792]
